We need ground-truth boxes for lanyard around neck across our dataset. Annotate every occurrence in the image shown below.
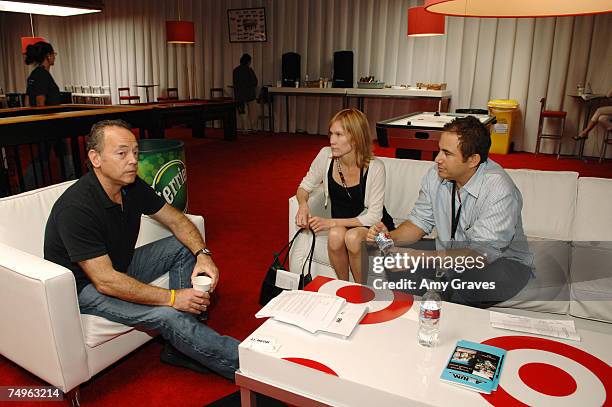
[451,181,462,240]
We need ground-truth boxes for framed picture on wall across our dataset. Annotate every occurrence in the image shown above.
[227,7,267,43]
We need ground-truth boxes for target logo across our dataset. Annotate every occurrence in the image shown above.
[480,336,611,406]
[305,276,413,324]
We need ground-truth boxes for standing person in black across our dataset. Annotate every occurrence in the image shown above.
[232,53,258,132]
[24,41,73,186]
[25,41,60,106]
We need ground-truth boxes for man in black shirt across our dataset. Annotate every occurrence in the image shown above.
[44,119,238,379]
[232,53,258,131]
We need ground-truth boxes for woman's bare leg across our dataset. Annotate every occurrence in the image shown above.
[345,227,369,283]
[328,226,350,280]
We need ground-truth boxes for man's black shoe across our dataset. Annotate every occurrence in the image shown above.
[160,342,211,374]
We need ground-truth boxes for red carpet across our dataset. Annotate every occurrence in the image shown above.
[1,129,610,407]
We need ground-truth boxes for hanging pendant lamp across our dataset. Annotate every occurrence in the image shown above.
[20,13,45,53]
[424,0,612,18]
[166,21,194,43]
[166,0,194,43]
[408,6,445,37]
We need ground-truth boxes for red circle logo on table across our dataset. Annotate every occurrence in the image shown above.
[480,336,611,406]
[305,276,414,324]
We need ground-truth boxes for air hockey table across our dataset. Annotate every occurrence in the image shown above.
[376,112,496,160]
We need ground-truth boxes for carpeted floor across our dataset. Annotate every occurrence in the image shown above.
[0,128,610,407]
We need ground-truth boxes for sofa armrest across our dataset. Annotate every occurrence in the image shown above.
[288,186,327,241]
[0,243,89,392]
[136,214,206,248]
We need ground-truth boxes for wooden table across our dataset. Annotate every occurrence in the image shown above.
[567,93,609,159]
[0,104,151,195]
[136,84,159,103]
[0,100,239,196]
[139,99,238,140]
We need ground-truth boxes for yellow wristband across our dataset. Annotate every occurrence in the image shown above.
[169,289,176,307]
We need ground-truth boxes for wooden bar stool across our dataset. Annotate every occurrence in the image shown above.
[157,87,179,102]
[535,97,566,159]
[118,87,140,104]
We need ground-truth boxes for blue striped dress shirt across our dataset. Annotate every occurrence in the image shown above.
[406,159,533,266]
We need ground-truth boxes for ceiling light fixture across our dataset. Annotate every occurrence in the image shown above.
[166,0,194,44]
[424,0,612,18]
[407,6,445,37]
[21,13,46,53]
[0,0,102,16]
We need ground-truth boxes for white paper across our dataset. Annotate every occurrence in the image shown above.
[323,302,368,337]
[246,336,280,352]
[490,311,580,341]
[275,269,300,290]
[256,290,351,335]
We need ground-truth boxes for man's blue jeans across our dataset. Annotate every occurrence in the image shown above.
[78,236,239,380]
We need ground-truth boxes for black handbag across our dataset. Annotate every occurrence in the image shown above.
[258,228,316,306]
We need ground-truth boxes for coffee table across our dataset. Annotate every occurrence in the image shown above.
[237,277,612,406]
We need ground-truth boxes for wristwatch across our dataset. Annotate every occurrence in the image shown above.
[194,247,212,258]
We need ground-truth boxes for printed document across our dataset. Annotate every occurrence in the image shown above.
[490,311,580,341]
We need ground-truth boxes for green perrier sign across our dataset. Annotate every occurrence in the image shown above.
[138,140,188,212]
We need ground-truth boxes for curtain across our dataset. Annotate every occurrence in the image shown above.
[1,1,610,155]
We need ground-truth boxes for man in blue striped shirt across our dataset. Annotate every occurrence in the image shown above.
[368,116,532,307]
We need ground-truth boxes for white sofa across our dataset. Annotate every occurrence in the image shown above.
[0,180,205,396]
[288,157,612,325]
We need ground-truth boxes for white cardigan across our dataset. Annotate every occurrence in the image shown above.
[298,147,386,227]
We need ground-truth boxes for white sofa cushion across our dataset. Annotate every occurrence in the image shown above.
[570,178,612,322]
[378,157,435,225]
[0,180,75,257]
[572,177,612,243]
[81,273,170,348]
[506,169,578,241]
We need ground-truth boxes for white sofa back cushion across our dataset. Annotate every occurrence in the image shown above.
[378,157,434,224]
[506,169,578,241]
[0,180,76,257]
[570,177,612,323]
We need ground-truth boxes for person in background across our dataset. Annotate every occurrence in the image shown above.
[296,108,395,283]
[25,41,60,106]
[573,87,612,140]
[232,53,258,132]
[24,41,73,184]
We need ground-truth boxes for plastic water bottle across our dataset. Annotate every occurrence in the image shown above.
[374,232,394,255]
[418,288,441,347]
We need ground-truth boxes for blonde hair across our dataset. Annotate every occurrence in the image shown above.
[328,108,373,168]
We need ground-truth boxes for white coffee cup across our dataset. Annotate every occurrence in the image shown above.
[192,276,212,292]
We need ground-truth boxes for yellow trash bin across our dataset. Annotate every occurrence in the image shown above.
[488,99,519,154]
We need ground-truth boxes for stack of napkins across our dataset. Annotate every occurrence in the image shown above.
[440,340,506,394]
[256,290,367,338]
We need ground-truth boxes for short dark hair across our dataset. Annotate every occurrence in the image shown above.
[86,119,132,168]
[442,116,491,164]
[25,41,54,65]
[240,53,252,65]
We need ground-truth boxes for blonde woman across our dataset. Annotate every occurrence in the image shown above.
[295,108,395,283]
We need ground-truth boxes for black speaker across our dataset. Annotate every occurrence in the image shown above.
[282,52,301,87]
[333,50,353,88]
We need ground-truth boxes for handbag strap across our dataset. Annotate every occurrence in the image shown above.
[278,227,305,267]
[299,229,316,286]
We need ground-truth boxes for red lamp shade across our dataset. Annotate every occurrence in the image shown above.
[166,21,195,44]
[424,0,612,18]
[407,6,445,37]
[21,36,47,54]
